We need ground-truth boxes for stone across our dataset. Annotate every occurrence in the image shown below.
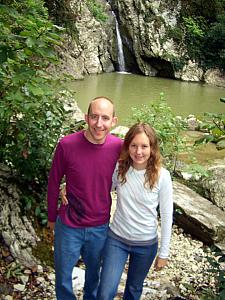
[0,164,39,268]
[20,275,29,285]
[4,296,13,300]
[37,265,44,273]
[53,0,114,78]
[216,139,225,150]
[204,68,225,88]
[201,164,225,210]
[72,266,85,292]
[47,272,55,282]
[173,181,225,252]
[13,283,26,292]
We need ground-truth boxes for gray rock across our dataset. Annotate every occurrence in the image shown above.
[173,181,225,252]
[13,283,26,292]
[216,139,225,150]
[0,164,39,268]
[201,164,225,210]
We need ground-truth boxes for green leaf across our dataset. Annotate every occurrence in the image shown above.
[35,206,41,216]
[29,85,44,96]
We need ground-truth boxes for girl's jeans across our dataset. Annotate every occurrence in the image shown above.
[97,236,158,300]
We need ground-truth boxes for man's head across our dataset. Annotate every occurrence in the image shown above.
[84,96,118,144]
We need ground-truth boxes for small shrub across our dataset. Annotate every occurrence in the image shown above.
[127,92,188,174]
[86,0,108,23]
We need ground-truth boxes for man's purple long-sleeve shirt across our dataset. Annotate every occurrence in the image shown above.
[47,131,122,228]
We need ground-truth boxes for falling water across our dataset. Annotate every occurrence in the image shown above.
[113,13,126,72]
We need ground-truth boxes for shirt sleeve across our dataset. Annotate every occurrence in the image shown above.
[47,141,66,222]
[158,169,173,258]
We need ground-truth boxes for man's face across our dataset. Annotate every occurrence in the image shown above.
[84,98,117,144]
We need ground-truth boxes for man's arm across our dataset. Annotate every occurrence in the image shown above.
[47,141,65,225]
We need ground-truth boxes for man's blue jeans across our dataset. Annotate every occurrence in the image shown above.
[54,217,108,300]
[97,236,158,300]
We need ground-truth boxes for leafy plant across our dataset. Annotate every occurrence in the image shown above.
[200,247,225,300]
[0,1,68,184]
[86,0,108,23]
[44,0,80,40]
[203,14,225,70]
[127,93,188,174]
[5,262,23,279]
[195,112,225,145]
[182,16,207,62]
[0,0,79,224]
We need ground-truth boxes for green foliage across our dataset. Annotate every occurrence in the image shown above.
[203,14,225,70]
[182,16,206,61]
[0,0,79,223]
[86,0,108,23]
[180,0,225,23]
[195,112,225,144]
[183,157,211,179]
[5,262,23,279]
[170,56,187,72]
[200,248,225,300]
[168,2,225,71]
[44,0,79,40]
[183,16,205,37]
[127,93,188,174]
[0,0,65,179]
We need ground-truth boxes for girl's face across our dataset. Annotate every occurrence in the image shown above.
[128,132,151,170]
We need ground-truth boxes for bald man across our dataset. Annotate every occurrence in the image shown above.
[47,97,123,300]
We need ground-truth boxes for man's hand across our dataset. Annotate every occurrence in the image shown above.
[48,221,55,231]
[154,256,168,271]
[60,185,68,205]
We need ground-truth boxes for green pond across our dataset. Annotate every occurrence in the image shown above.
[70,72,225,125]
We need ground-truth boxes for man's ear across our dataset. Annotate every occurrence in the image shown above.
[112,116,118,127]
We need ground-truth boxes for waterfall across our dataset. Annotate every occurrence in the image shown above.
[113,13,126,72]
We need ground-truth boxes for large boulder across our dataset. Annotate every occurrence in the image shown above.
[177,158,225,211]
[201,164,225,210]
[173,181,225,252]
[204,68,225,88]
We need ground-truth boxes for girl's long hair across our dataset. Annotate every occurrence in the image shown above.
[118,123,161,189]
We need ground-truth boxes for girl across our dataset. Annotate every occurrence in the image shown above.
[97,122,173,300]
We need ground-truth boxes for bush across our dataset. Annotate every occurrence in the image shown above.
[0,0,78,222]
[86,0,108,23]
[127,93,188,174]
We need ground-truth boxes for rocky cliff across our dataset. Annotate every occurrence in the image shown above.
[111,0,225,85]
[58,0,225,87]
[56,0,115,79]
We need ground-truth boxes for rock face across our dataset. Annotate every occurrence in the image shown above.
[0,164,39,268]
[204,68,225,88]
[173,181,225,252]
[111,0,212,82]
[55,0,115,79]
[111,0,182,76]
[59,0,225,86]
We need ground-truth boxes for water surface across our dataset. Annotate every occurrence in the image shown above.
[70,72,225,125]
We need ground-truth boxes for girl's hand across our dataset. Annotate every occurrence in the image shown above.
[61,185,68,205]
[154,256,168,271]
